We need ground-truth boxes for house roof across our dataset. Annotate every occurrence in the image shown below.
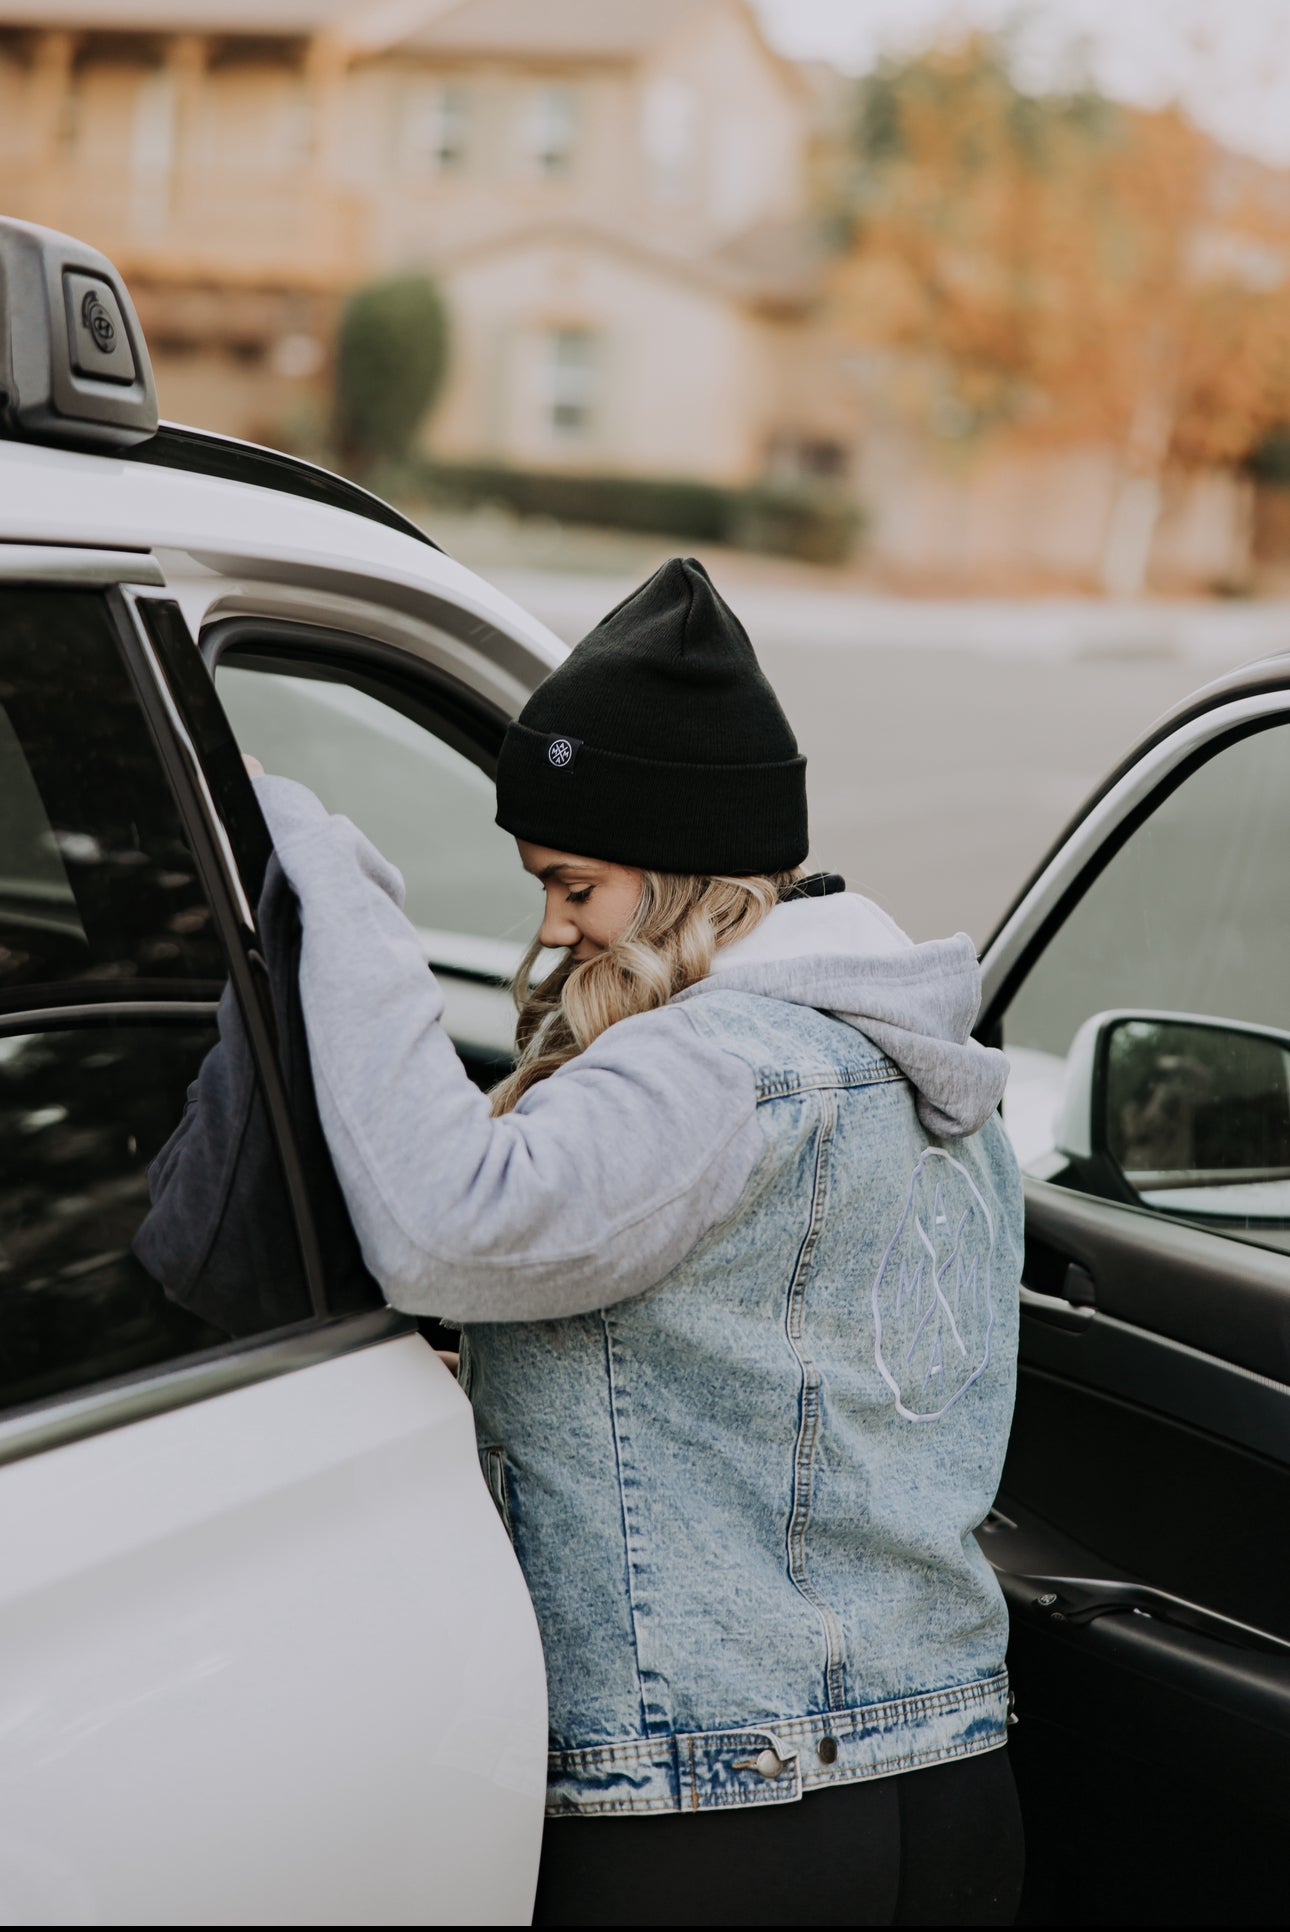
[0,0,806,92]
[0,0,704,53]
[438,215,822,312]
[0,1,352,33]
[711,215,828,306]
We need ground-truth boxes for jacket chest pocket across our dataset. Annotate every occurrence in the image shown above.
[481,1445,515,1542]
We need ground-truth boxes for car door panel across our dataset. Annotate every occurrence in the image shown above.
[1022,1177,1290,1383]
[1000,1578,1290,1924]
[0,1330,547,1926]
[978,701,1290,1923]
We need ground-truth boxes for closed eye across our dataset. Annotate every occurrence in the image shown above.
[567,887,593,905]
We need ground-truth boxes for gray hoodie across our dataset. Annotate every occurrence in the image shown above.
[254,774,1009,1323]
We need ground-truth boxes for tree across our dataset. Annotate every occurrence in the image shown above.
[826,35,1290,592]
[333,273,450,470]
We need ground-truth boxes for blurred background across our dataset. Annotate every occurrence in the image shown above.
[3,0,1290,940]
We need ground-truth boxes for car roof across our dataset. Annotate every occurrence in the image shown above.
[0,426,567,682]
[1143,641,1290,740]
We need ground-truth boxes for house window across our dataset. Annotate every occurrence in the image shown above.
[768,433,850,484]
[129,70,178,237]
[403,83,470,174]
[545,329,597,437]
[643,78,696,202]
[527,86,578,177]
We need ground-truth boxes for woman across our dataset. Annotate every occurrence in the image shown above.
[254,557,1025,1927]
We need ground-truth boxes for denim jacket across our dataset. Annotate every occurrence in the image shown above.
[255,777,1024,1818]
[459,986,1021,1814]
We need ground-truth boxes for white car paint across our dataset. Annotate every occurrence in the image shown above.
[0,1338,547,1926]
[0,435,567,715]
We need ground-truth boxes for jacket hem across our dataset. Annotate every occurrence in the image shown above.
[545,1669,1010,1817]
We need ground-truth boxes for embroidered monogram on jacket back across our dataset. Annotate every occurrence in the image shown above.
[872,1148,996,1421]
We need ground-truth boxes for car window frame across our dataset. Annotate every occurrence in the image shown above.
[201,613,527,1026]
[201,616,510,778]
[979,696,1290,1043]
[121,590,331,1313]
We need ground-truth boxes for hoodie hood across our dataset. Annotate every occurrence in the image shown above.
[680,893,1008,1139]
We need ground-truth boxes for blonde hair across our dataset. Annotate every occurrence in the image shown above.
[490,866,801,1114]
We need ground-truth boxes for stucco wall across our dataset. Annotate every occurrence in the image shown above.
[856,431,1253,590]
[430,235,773,483]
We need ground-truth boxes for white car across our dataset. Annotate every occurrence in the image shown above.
[0,219,555,1925]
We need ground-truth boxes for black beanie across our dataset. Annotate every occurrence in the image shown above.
[494,557,808,874]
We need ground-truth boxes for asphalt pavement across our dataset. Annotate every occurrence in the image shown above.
[490,573,1289,944]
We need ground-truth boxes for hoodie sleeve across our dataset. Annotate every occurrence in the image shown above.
[253,775,765,1322]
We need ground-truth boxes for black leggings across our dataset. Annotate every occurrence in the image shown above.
[532,1745,1024,1927]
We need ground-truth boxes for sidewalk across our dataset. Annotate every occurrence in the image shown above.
[484,568,1290,668]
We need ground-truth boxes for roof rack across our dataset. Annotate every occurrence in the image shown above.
[0,216,439,553]
[121,423,441,552]
[0,217,157,448]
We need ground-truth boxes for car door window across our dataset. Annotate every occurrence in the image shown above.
[1000,719,1290,1251]
[216,660,540,1075]
[0,589,311,1417]
[0,589,224,999]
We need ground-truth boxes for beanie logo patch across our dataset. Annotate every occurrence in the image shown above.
[546,735,581,769]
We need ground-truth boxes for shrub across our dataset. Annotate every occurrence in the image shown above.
[731,483,861,567]
[416,461,862,564]
[334,275,449,467]
[1249,429,1290,489]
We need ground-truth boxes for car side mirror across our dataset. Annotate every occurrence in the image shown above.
[1054,1011,1290,1222]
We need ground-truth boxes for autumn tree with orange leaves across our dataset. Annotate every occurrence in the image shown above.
[826,35,1290,591]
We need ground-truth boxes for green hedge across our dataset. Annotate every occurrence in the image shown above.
[1249,429,1290,488]
[412,461,861,565]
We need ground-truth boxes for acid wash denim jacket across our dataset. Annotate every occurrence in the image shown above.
[256,776,1024,1818]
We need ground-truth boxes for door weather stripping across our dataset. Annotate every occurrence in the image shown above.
[120,592,255,930]
[0,543,165,586]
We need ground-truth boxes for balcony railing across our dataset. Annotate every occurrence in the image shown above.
[0,165,372,289]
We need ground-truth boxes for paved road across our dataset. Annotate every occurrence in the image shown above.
[491,573,1288,944]
[754,644,1208,944]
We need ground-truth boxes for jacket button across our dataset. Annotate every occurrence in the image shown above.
[818,1736,839,1765]
[754,1747,786,1780]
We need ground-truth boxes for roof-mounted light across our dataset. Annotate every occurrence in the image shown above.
[0,218,157,450]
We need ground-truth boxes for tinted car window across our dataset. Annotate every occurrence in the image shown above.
[0,1022,226,1408]
[0,589,310,1417]
[0,588,224,1005]
[1001,720,1290,1251]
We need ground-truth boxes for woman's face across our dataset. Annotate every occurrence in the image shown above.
[516,840,643,962]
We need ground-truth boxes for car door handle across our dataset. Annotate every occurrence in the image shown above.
[1019,1282,1095,1332]
[1003,1571,1290,1658]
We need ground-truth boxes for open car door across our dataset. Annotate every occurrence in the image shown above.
[980,678,1290,1925]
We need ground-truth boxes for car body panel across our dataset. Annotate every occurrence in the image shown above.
[0,1330,547,1927]
[0,476,557,1922]
[0,435,567,719]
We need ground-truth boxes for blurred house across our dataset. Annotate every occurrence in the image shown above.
[0,0,844,489]
[0,1,1277,590]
